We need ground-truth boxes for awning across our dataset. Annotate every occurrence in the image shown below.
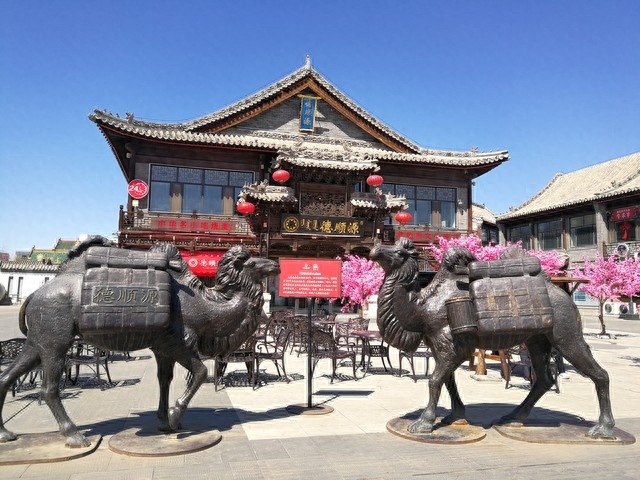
[179,250,225,277]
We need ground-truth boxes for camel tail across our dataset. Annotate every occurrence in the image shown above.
[18,293,33,335]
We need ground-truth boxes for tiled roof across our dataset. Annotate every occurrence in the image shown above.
[181,60,423,152]
[498,152,640,220]
[240,182,298,203]
[89,60,509,170]
[472,203,496,225]
[90,108,508,169]
[0,261,59,273]
[350,192,407,210]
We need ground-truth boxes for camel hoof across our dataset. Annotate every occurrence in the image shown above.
[65,433,91,448]
[407,419,434,434]
[441,413,468,426]
[168,407,182,431]
[0,429,17,443]
[587,424,616,440]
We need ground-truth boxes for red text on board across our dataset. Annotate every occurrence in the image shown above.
[279,259,341,298]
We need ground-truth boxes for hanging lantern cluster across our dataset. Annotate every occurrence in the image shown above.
[395,211,412,225]
[236,200,256,215]
[366,174,384,188]
[272,169,291,184]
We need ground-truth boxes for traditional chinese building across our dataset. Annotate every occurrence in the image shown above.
[90,58,508,287]
[498,151,640,263]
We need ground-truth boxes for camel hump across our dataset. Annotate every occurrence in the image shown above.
[468,256,541,281]
[85,246,169,270]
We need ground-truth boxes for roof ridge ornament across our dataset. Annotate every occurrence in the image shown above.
[305,54,311,68]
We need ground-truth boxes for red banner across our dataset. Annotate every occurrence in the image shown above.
[179,250,225,277]
[152,216,236,234]
[612,206,638,222]
[279,259,341,298]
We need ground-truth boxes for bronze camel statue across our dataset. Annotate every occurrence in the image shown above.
[0,237,280,447]
[371,237,615,439]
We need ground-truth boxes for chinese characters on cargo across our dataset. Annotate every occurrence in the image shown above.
[91,286,160,306]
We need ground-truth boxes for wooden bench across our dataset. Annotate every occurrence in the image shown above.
[468,349,509,379]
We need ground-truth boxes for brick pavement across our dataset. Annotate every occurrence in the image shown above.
[0,305,639,479]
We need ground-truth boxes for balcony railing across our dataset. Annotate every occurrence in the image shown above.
[119,208,253,236]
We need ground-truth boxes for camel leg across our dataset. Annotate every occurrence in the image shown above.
[167,351,207,431]
[440,371,467,425]
[39,348,91,447]
[556,338,615,438]
[155,354,175,431]
[0,345,41,442]
[408,361,458,434]
[497,339,554,426]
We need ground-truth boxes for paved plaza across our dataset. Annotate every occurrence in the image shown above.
[0,304,639,479]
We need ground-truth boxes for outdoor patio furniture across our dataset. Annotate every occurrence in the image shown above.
[335,316,369,351]
[254,328,292,388]
[213,336,258,391]
[64,339,112,387]
[398,341,434,382]
[352,330,392,377]
[311,328,358,383]
[505,344,560,393]
[0,337,41,396]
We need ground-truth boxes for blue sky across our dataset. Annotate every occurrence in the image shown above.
[1,1,639,256]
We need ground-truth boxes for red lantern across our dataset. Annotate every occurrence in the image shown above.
[395,211,412,225]
[236,201,255,215]
[272,169,291,184]
[366,174,384,188]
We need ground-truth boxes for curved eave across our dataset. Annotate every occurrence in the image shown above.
[90,110,509,172]
[499,190,640,221]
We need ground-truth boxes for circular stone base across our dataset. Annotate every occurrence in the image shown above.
[286,404,334,416]
[494,420,635,444]
[387,416,486,444]
[108,426,221,457]
[0,432,101,465]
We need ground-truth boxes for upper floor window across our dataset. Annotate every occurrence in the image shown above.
[149,165,253,215]
[507,224,531,250]
[384,184,456,228]
[570,214,596,247]
[536,219,563,250]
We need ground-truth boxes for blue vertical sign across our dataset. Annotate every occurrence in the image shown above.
[299,96,317,132]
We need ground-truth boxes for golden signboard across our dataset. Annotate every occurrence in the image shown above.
[281,215,364,237]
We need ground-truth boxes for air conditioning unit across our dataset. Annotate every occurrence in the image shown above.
[603,300,635,316]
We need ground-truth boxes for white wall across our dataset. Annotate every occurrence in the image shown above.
[0,269,56,304]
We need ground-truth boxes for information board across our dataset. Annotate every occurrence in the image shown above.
[279,259,341,298]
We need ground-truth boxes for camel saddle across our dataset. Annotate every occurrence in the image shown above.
[446,256,554,337]
[80,247,172,333]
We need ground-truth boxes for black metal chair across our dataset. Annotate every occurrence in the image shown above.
[0,337,39,396]
[255,328,292,388]
[398,341,434,382]
[311,328,358,383]
[334,316,369,352]
[213,336,258,391]
[64,340,112,387]
[505,344,560,393]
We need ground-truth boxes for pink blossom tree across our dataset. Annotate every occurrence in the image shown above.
[336,254,385,313]
[426,234,568,276]
[575,254,640,335]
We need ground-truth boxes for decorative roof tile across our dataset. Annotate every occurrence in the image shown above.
[498,152,640,220]
[239,182,297,203]
[0,261,59,273]
[89,60,509,170]
[351,192,407,210]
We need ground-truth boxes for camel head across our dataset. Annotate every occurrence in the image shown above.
[370,237,419,274]
[242,257,281,282]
